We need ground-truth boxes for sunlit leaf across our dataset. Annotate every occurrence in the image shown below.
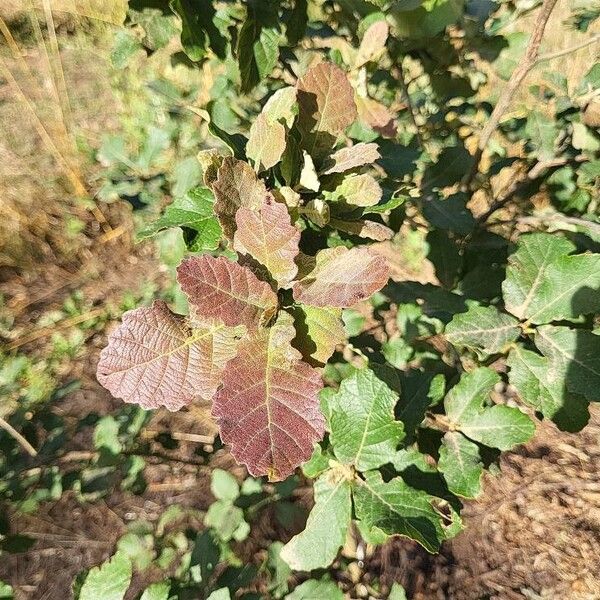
[290,304,346,364]
[503,233,600,324]
[297,62,357,157]
[321,142,381,175]
[328,369,404,471]
[438,432,483,499]
[329,218,394,241]
[177,255,278,329]
[79,551,132,600]
[247,114,287,171]
[293,247,390,307]
[508,345,590,432]
[262,87,298,128]
[355,20,389,67]
[353,471,449,553]
[535,325,600,403]
[445,305,520,357]
[233,196,300,287]
[444,368,534,451]
[138,187,222,251]
[97,301,243,410]
[211,157,268,239]
[280,470,351,570]
[323,173,383,207]
[213,313,325,480]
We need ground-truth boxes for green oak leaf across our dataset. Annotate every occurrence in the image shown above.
[438,432,483,499]
[140,582,170,600]
[170,0,226,61]
[285,578,344,599]
[206,589,231,600]
[507,345,590,432]
[444,367,534,451]
[280,470,351,571]
[211,469,240,502]
[444,367,500,425]
[525,110,558,161]
[137,187,222,251]
[503,233,600,324]
[535,325,600,403]
[79,551,132,600]
[396,371,445,440]
[353,471,449,553]
[459,405,535,451]
[328,369,404,471]
[237,3,280,93]
[445,304,521,357]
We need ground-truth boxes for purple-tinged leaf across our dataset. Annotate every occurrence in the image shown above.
[211,157,268,239]
[293,246,390,307]
[297,62,357,135]
[213,312,325,481]
[321,142,381,175]
[177,255,278,329]
[97,301,243,411]
[234,196,300,287]
[246,113,287,171]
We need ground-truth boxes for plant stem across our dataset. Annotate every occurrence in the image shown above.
[0,416,37,456]
[536,34,600,64]
[463,0,560,187]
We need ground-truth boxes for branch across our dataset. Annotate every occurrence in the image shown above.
[477,155,587,224]
[463,0,560,187]
[0,416,37,457]
[536,34,600,64]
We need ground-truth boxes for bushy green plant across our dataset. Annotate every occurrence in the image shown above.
[95,0,600,578]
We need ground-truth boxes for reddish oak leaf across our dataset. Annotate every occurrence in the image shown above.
[297,62,357,160]
[297,62,357,135]
[356,95,397,138]
[96,301,243,411]
[293,246,390,307]
[213,312,325,480]
[355,20,389,68]
[234,196,300,287]
[177,255,278,329]
[321,142,381,175]
[211,157,268,239]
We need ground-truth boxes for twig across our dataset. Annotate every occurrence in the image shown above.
[394,62,424,151]
[536,34,600,64]
[142,429,215,445]
[463,0,559,187]
[477,155,587,224]
[0,416,37,456]
[4,307,106,351]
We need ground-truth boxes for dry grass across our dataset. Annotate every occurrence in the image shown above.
[500,0,600,111]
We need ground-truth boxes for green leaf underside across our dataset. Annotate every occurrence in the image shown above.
[280,471,351,571]
[328,369,404,471]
